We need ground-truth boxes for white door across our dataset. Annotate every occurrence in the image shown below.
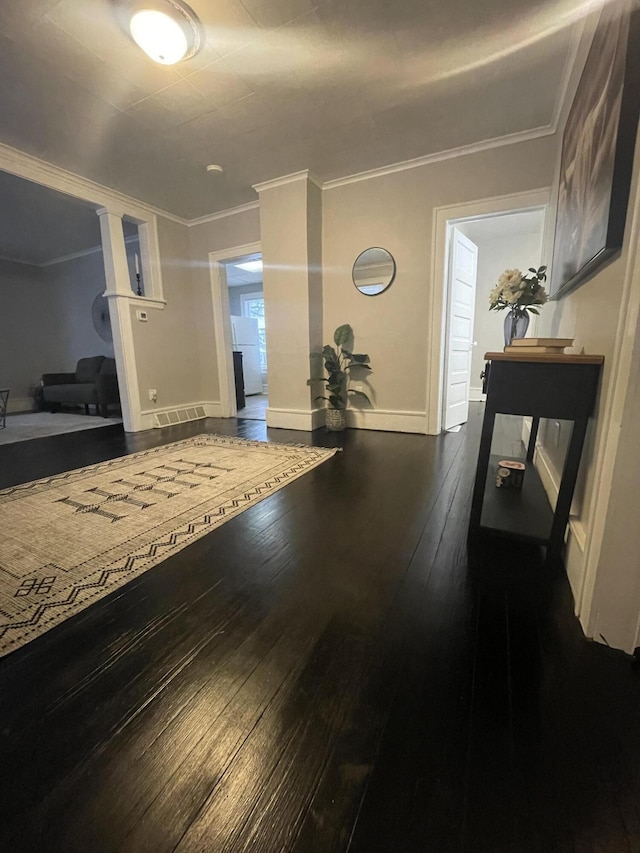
[443,228,478,430]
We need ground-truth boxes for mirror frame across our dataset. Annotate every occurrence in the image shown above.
[352,247,396,296]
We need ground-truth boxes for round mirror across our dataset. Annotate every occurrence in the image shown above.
[352,247,396,296]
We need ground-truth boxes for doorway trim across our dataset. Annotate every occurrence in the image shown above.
[208,242,262,417]
[427,187,551,435]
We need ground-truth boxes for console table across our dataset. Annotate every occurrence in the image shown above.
[468,353,604,559]
[0,388,9,429]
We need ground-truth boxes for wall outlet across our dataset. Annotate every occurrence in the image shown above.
[553,420,561,449]
[148,389,157,402]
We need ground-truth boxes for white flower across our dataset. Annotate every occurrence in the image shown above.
[498,269,522,289]
[489,265,547,312]
[488,286,502,304]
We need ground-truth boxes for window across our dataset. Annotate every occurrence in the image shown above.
[241,293,267,371]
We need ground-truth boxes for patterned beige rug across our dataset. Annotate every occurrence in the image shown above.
[0,435,337,658]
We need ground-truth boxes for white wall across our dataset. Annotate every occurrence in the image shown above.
[455,226,544,400]
[322,136,557,430]
[535,121,640,653]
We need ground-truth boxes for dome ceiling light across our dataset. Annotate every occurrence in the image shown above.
[121,0,204,65]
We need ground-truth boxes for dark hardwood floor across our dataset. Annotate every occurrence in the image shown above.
[1,409,640,852]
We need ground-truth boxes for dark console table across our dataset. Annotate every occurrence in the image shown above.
[468,352,604,559]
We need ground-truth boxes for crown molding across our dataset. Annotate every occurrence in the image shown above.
[186,200,260,228]
[39,244,103,267]
[0,254,42,268]
[0,142,188,225]
[252,169,322,194]
[323,126,556,191]
[39,234,140,268]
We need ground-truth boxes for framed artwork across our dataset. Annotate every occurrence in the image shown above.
[550,2,640,299]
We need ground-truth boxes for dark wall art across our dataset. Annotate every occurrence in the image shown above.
[550,2,640,299]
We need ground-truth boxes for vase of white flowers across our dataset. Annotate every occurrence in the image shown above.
[489,266,548,346]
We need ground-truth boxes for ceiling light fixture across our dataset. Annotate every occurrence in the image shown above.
[235,260,263,273]
[206,164,224,173]
[125,0,203,65]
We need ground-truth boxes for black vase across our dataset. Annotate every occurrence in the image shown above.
[504,309,530,346]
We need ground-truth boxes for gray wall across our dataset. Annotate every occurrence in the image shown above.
[1,249,112,412]
[42,251,113,370]
[228,282,263,316]
[1,260,59,411]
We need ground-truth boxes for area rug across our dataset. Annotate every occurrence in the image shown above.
[0,412,123,445]
[0,435,337,658]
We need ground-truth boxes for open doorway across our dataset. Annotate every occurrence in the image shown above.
[442,207,546,430]
[224,252,268,421]
[0,169,125,441]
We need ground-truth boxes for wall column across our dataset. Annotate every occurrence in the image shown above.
[254,171,323,431]
[97,208,142,432]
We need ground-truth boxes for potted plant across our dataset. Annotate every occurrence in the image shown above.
[308,324,372,431]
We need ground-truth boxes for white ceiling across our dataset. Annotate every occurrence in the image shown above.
[459,209,545,243]
[225,252,263,286]
[0,0,592,220]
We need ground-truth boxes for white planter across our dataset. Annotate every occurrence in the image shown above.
[325,408,346,432]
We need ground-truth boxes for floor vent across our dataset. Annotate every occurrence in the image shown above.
[153,406,206,428]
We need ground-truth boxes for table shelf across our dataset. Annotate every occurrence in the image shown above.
[480,455,553,545]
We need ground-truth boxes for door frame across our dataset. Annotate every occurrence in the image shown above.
[208,241,262,417]
[427,188,551,435]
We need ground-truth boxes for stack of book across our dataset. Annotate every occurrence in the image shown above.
[504,337,574,354]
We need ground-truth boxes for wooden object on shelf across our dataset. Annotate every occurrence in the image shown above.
[503,345,567,354]
[469,352,604,559]
[509,337,575,347]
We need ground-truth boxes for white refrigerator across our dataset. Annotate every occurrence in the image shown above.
[231,315,262,396]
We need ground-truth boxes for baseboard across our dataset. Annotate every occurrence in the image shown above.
[346,408,428,434]
[469,386,486,402]
[266,406,428,434]
[7,397,33,414]
[203,402,224,418]
[266,407,323,431]
[534,442,559,510]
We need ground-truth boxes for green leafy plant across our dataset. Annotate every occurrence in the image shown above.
[308,324,372,410]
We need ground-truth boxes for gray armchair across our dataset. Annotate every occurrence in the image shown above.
[42,356,120,417]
